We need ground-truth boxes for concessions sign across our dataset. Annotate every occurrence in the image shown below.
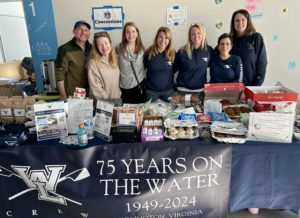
[92,6,124,30]
[0,141,231,218]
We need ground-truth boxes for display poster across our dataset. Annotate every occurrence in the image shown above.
[0,141,231,218]
[67,99,93,134]
[92,6,124,30]
[248,112,295,143]
[34,101,67,141]
[94,100,114,140]
[167,6,187,26]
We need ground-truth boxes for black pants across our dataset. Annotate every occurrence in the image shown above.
[120,80,147,104]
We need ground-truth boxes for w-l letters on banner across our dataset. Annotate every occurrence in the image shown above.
[0,141,232,218]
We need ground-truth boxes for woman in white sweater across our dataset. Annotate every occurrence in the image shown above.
[87,31,121,101]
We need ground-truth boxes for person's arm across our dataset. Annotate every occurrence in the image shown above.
[87,60,108,100]
[173,50,180,74]
[55,46,69,100]
[235,56,243,83]
[143,52,149,70]
[207,46,215,83]
[254,33,267,86]
[57,81,68,100]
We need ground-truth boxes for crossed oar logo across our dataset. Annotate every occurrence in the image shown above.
[0,165,90,205]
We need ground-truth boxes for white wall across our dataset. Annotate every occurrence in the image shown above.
[52,0,300,96]
[0,1,31,63]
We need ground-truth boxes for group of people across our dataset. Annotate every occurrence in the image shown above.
[55,9,267,215]
[56,9,268,106]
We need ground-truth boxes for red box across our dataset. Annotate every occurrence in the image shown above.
[244,86,298,102]
[204,83,244,104]
[253,102,271,112]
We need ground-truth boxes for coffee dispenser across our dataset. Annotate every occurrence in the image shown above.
[41,60,58,94]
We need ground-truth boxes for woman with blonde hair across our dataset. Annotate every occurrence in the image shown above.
[174,23,213,93]
[87,31,121,101]
[144,26,176,102]
[116,22,146,103]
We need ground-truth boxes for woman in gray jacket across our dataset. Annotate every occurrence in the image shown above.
[116,22,147,103]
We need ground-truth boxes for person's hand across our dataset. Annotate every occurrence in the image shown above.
[59,96,68,101]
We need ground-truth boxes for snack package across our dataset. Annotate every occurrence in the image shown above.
[178,113,196,121]
[73,87,86,99]
[207,112,228,122]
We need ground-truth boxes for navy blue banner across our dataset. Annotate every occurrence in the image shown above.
[23,0,58,93]
[0,141,231,218]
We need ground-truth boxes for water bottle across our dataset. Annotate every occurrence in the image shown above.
[84,113,94,139]
[77,123,88,146]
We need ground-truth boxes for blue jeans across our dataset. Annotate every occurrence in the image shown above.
[146,88,175,103]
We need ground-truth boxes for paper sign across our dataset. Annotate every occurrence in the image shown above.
[248,112,294,143]
[167,6,187,26]
[92,6,124,30]
[67,99,93,134]
[94,100,114,141]
[34,101,68,141]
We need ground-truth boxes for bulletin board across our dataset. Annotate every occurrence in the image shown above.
[52,0,300,97]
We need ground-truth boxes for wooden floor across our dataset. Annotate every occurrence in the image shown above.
[229,209,298,218]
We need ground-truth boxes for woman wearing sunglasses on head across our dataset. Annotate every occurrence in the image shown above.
[87,32,121,101]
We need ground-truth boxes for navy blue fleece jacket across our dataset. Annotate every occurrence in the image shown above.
[210,53,243,83]
[144,52,175,91]
[230,32,267,86]
[174,46,213,90]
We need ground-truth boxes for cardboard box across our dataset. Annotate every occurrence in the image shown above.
[253,101,297,112]
[253,102,271,112]
[141,126,164,142]
[244,86,298,102]
[204,83,244,104]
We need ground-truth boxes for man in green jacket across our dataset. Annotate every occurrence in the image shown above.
[55,20,92,100]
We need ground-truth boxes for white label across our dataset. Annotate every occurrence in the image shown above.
[146,136,161,141]
[185,94,192,106]
[14,109,25,117]
[118,112,137,126]
[79,134,88,144]
[1,109,12,116]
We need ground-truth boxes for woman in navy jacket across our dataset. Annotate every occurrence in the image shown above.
[230,9,267,86]
[210,33,243,83]
[230,9,267,216]
[144,27,176,102]
[174,23,213,93]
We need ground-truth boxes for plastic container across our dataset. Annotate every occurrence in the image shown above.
[77,123,88,146]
